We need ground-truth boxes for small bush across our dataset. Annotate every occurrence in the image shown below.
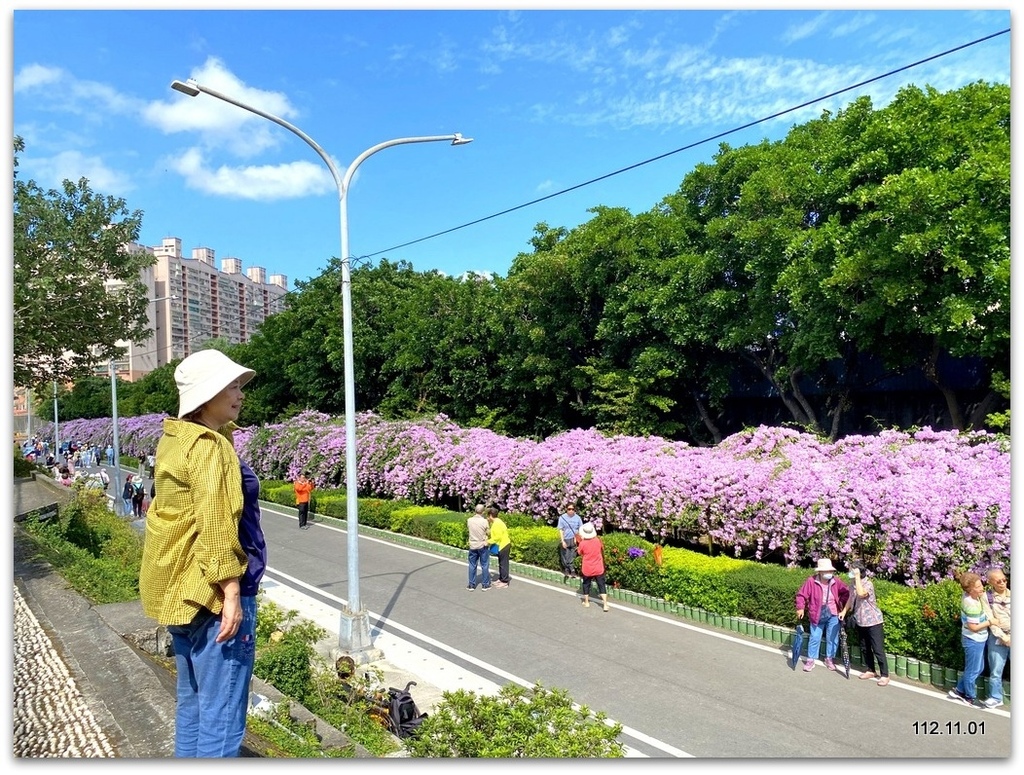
[389,506,449,536]
[358,498,415,529]
[19,490,143,604]
[404,683,624,758]
[509,528,563,571]
[659,550,746,615]
[602,533,664,597]
[729,563,806,624]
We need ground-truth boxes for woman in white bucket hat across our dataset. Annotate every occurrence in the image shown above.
[794,558,850,672]
[139,349,264,757]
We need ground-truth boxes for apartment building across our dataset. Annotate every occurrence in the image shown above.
[113,237,288,381]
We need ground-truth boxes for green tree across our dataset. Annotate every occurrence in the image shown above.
[13,137,153,389]
[813,82,1010,430]
[56,376,113,421]
[120,362,180,418]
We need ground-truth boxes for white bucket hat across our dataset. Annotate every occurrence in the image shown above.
[579,522,597,540]
[814,558,837,573]
[175,350,255,418]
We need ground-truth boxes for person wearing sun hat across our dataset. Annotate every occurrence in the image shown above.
[795,558,850,672]
[576,521,610,612]
[139,348,264,757]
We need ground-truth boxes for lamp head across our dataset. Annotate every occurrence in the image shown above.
[451,133,474,146]
[171,79,201,97]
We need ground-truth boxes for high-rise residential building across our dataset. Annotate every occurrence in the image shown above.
[111,237,289,381]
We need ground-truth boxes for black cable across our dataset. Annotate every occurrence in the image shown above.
[363,28,1009,260]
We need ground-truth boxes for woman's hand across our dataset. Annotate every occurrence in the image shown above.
[216,579,243,643]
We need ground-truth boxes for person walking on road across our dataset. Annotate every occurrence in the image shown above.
[139,348,258,757]
[839,560,889,686]
[557,504,583,582]
[105,443,114,466]
[981,568,1010,709]
[487,506,511,587]
[577,522,609,612]
[795,558,850,672]
[293,472,314,530]
[466,505,491,590]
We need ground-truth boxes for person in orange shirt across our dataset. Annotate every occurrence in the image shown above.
[293,472,314,530]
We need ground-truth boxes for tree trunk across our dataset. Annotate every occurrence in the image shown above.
[921,340,965,430]
[966,389,1001,430]
[692,390,723,444]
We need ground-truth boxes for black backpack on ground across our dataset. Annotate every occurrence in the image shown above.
[386,681,428,739]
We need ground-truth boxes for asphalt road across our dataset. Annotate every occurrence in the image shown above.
[252,501,1012,759]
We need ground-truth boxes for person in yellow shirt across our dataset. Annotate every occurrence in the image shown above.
[139,349,256,757]
[486,506,512,588]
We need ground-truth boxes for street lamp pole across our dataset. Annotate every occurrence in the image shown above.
[52,381,59,458]
[171,77,472,662]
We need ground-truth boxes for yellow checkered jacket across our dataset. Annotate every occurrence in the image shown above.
[139,418,247,626]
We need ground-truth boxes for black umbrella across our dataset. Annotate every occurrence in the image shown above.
[791,623,804,671]
[838,624,851,679]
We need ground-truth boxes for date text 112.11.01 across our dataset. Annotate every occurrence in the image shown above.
[912,720,986,736]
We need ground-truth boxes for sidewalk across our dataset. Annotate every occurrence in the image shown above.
[11,520,420,758]
[13,524,178,757]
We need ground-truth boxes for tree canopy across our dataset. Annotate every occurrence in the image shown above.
[13,137,153,389]
[47,82,1010,443]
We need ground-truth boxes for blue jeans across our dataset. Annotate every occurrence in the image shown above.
[956,635,986,701]
[168,596,257,757]
[987,634,1010,702]
[467,546,490,588]
[808,612,840,660]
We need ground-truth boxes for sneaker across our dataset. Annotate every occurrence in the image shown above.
[824,658,836,671]
[481,585,491,591]
[983,698,1004,709]
[802,659,815,672]
[947,688,974,707]
[466,585,475,590]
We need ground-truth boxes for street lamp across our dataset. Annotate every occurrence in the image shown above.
[110,294,178,516]
[172,77,472,662]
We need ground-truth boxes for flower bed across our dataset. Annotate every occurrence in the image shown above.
[42,412,1010,586]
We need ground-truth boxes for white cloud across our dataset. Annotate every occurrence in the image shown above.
[782,12,831,45]
[830,12,877,39]
[142,56,300,159]
[13,63,62,92]
[169,147,333,201]
[13,63,143,117]
[25,150,134,196]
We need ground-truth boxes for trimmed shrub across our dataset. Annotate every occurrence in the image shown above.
[389,506,451,538]
[660,550,746,615]
[601,533,664,597]
[510,528,563,571]
[358,498,415,530]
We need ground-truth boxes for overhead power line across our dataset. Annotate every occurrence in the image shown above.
[364,28,1009,261]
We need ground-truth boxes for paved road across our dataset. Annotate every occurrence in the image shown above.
[255,502,1012,759]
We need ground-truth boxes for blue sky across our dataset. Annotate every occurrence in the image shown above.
[8,4,1012,290]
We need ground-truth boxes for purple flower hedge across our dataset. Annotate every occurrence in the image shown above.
[42,412,1009,586]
